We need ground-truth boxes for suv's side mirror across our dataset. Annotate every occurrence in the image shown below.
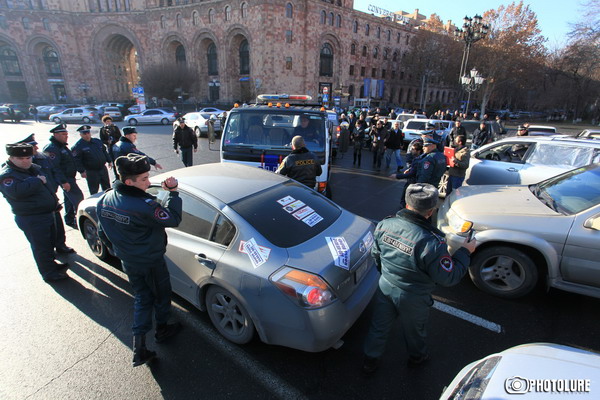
[583,216,600,230]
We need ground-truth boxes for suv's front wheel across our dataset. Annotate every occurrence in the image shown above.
[469,246,538,299]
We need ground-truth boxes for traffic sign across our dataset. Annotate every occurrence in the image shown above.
[322,94,329,102]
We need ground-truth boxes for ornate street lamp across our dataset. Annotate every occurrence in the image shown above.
[454,15,489,83]
[461,68,485,116]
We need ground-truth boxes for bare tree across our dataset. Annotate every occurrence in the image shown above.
[140,63,199,102]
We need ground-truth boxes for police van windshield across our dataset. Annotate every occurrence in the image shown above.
[223,111,326,153]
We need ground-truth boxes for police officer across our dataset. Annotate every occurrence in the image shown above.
[72,125,111,195]
[43,123,84,229]
[97,154,182,367]
[0,143,69,282]
[172,117,197,167]
[113,127,163,170]
[99,115,121,169]
[362,184,476,374]
[416,136,447,187]
[18,134,74,254]
[275,135,322,189]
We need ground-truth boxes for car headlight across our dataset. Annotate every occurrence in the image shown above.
[447,208,473,234]
[270,267,336,309]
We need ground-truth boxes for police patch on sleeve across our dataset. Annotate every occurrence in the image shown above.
[154,208,170,220]
[440,256,453,272]
[2,178,14,187]
[46,152,56,160]
[423,161,431,170]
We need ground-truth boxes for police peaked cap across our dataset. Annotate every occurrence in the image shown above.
[50,123,68,133]
[122,126,137,135]
[177,117,185,123]
[77,125,92,133]
[6,143,34,157]
[405,183,438,211]
[115,154,151,178]
[422,136,439,145]
[18,133,37,146]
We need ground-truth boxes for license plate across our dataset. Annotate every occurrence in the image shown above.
[354,259,369,284]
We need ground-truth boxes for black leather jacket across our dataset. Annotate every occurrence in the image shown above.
[275,147,323,189]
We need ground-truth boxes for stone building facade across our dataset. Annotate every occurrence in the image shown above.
[0,0,457,108]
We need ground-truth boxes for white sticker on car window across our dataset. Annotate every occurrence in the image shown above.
[302,212,323,227]
[283,200,305,213]
[326,237,350,270]
[277,196,295,206]
[292,206,314,220]
[240,238,269,269]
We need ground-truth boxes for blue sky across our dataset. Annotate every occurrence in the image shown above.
[353,0,584,47]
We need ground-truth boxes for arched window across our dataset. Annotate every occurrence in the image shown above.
[208,9,215,23]
[285,3,293,18]
[393,52,397,61]
[328,12,334,26]
[43,47,61,76]
[365,24,370,36]
[42,18,50,31]
[383,49,388,60]
[398,88,403,103]
[176,13,182,28]
[22,17,30,29]
[319,43,333,77]
[362,45,367,57]
[207,43,218,75]
[353,20,358,33]
[336,14,341,27]
[239,39,249,75]
[192,11,199,26]
[350,43,356,55]
[376,27,380,38]
[241,2,248,18]
[320,10,326,24]
[160,15,166,29]
[373,47,378,59]
[348,84,354,97]
[387,30,391,41]
[0,46,21,76]
[225,5,231,21]
[175,45,186,64]
[397,32,401,43]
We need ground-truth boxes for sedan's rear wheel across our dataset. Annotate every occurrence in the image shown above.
[469,246,538,299]
[129,118,138,126]
[206,286,254,344]
[83,218,110,261]
[82,117,91,123]
[161,118,169,125]
[194,126,203,138]
[53,117,61,123]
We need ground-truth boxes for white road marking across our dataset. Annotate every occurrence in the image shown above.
[433,301,503,333]
[176,308,308,400]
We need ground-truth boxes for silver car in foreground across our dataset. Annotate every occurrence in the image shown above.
[440,343,600,399]
[438,163,600,299]
[77,163,378,351]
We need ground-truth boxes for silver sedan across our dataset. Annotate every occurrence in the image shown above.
[124,108,176,125]
[77,163,378,351]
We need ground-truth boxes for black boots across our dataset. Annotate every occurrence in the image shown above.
[133,335,156,367]
[155,322,182,343]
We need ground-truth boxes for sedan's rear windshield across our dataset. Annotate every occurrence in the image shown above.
[229,181,341,248]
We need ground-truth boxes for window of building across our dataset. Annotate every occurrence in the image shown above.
[360,66,365,77]
[22,17,30,29]
[397,32,401,43]
[372,68,376,78]
[192,10,199,25]
[362,45,367,57]
[241,2,248,18]
[391,70,395,79]
[319,43,333,77]
[0,15,6,29]
[320,10,326,24]
[406,35,410,45]
[353,20,358,33]
[381,69,386,79]
[285,56,292,70]
[208,8,215,23]
[336,14,341,27]
[349,64,354,76]
[376,26,380,38]
[285,2,293,18]
[0,46,22,76]
[387,29,391,41]
[42,17,50,30]
[43,47,61,76]
[400,71,404,80]
[285,30,292,44]
[393,51,397,61]
[239,39,249,74]
[348,84,354,97]
[383,49,388,60]
[328,12,333,26]
[207,43,218,75]
[176,13,182,28]
[365,23,369,36]
[175,44,186,64]
[373,47,378,59]
[350,43,356,55]
[225,5,231,21]
[160,15,166,29]
[398,88,403,103]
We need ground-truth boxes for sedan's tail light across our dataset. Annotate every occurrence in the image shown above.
[270,267,336,309]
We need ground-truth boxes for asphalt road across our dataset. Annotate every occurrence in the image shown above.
[0,120,599,400]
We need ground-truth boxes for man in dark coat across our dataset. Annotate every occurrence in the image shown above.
[275,135,322,189]
[172,117,198,167]
[113,127,163,170]
[72,125,111,194]
[99,115,122,170]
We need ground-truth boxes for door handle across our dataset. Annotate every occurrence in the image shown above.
[194,253,216,269]
[506,167,518,172]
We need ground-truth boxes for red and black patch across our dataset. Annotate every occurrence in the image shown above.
[440,256,453,272]
[154,208,170,220]
[423,161,431,170]
[2,178,14,187]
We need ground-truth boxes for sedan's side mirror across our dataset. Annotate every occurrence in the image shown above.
[583,216,600,230]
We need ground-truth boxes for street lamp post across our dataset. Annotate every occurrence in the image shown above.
[461,68,485,117]
[454,15,488,112]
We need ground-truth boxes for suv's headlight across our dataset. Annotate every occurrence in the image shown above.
[270,267,336,309]
[447,208,473,234]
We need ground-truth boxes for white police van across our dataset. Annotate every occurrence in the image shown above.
[220,94,334,197]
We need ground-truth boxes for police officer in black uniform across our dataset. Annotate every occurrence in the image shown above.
[172,117,198,167]
[0,143,69,282]
[72,125,111,195]
[97,154,182,367]
[275,135,323,189]
[43,124,84,229]
[99,115,121,170]
[112,127,163,170]
[18,134,74,254]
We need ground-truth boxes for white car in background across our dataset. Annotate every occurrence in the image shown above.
[402,118,452,147]
[198,107,225,114]
[528,125,558,136]
[124,108,177,125]
[173,112,222,137]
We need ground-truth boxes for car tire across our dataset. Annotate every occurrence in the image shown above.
[325,185,333,199]
[469,246,538,299]
[438,172,449,198]
[129,118,138,126]
[161,118,169,125]
[195,126,204,138]
[82,218,110,261]
[206,286,255,344]
[53,117,61,123]
[82,117,91,123]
